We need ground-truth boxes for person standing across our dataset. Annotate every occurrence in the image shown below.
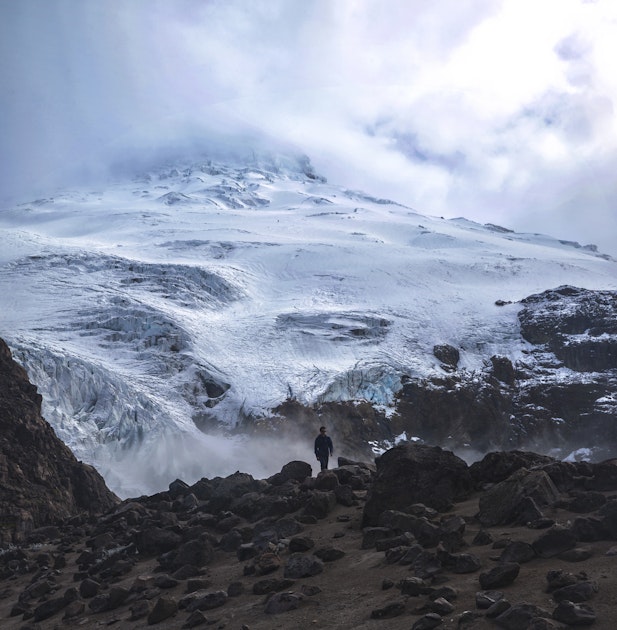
[314,426,333,470]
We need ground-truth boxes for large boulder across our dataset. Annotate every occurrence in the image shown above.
[478,468,560,527]
[363,444,473,526]
[470,451,557,487]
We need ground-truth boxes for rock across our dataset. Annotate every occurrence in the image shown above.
[33,596,68,621]
[479,563,520,589]
[546,570,578,592]
[363,444,473,526]
[183,610,208,628]
[398,577,431,596]
[551,581,597,603]
[433,344,460,368]
[412,612,443,629]
[478,468,560,527]
[494,603,552,630]
[499,541,536,564]
[552,600,596,625]
[532,526,577,558]
[476,590,504,609]
[129,600,151,620]
[181,590,228,612]
[283,553,324,578]
[313,546,346,561]
[370,601,406,618]
[451,553,482,573]
[147,596,178,624]
[264,591,305,614]
[304,490,337,519]
[430,596,454,614]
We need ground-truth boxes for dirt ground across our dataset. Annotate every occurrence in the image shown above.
[2,493,617,630]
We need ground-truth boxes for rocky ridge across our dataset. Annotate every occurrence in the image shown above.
[0,338,118,545]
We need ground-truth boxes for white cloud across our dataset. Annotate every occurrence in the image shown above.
[1,0,616,254]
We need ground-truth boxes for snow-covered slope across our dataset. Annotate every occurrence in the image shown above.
[1,151,615,496]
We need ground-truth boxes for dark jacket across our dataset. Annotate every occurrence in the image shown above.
[314,434,333,457]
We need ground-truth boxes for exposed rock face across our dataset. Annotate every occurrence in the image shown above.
[390,286,617,461]
[0,337,118,543]
[519,285,617,372]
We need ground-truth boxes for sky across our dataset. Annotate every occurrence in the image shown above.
[1,0,616,256]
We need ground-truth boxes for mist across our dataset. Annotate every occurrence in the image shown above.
[1,0,616,256]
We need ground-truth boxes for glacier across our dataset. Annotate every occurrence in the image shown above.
[1,150,616,496]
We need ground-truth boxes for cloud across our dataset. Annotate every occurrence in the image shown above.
[1,0,616,255]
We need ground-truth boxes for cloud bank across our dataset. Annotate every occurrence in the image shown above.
[1,0,616,255]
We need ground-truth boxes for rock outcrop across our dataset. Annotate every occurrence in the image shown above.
[0,338,118,543]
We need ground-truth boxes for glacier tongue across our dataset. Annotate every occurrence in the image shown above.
[1,150,616,496]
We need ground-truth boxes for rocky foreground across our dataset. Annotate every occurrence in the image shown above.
[3,446,617,629]
[3,329,617,630]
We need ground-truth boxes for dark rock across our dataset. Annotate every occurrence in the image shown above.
[490,355,515,384]
[479,563,520,589]
[428,586,458,602]
[433,344,460,368]
[552,600,596,625]
[147,596,178,624]
[558,547,593,562]
[552,581,597,603]
[129,599,151,620]
[33,596,68,621]
[363,444,473,525]
[187,579,211,593]
[63,600,85,619]
[546,570,578,592]
[183,610,208,628]
[472,530,494,546]
[478,468,559,527]
[154,574,179,589]
[398,577,431,596]
[370,601,406,619]
[283,553,324,578]
[532,526,577,558]
[303,490,337,519]
[412,612,443,629]
[476,590,504,609]
[313,546,345,562]
[159,538,214,571]
[494,603,552,630]
[181,589,228,612]
[451,553,482,573]
[362,527,393,549]
[429,596,454,614]
[499,541,536,564]
[172,564,202,580]
[264,591,305,614]
[134,526,182,555]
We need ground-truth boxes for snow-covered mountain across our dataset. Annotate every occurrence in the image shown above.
[1,149,616,497]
